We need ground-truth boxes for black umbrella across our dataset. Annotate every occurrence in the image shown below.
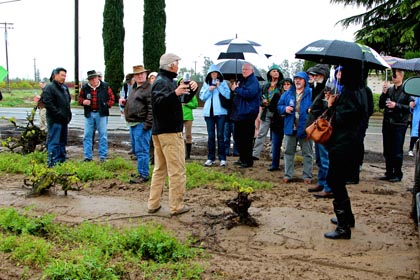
[216,38,272,60]
[392,58,420,72]
[216,60,265,81]
[215,37,271,80]
[295,39,389,70]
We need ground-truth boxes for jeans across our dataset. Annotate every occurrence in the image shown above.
[270,129,284,169]
[283,134,313,180]
[83,112,108,160]
[148,133,186,214]
[224,121,238,156]
[130,123,152,178]
[205,115,226,161]
[315,143,331,192]
[47,122,68,167]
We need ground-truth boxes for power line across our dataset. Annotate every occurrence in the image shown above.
[0,0,21,4]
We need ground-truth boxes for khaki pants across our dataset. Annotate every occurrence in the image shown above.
[183,120,193,144]
[39,108,47,131]
[148,132,186,213]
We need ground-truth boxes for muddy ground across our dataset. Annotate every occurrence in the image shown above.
[0,127,419,279]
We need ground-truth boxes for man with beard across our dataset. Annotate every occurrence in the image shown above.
[278,72,313,183]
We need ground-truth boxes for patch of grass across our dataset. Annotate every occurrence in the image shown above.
[186,162,273,191]
[0,151,135,182]
[0,234,52,267]
[0,90,38,108]
[0,207,55,236]
[0,152,271,192]
[0,151,47,174]
[0,207,204,279]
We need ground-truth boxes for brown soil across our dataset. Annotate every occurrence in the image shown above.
[0,130,419,279]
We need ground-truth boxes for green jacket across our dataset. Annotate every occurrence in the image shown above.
[182,95,198,121]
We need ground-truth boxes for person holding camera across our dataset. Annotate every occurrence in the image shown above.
[148,53,198,216]
[78,70,115,162]
[378,68,413,182]
[178,77,198,160]
[199,64,230,167]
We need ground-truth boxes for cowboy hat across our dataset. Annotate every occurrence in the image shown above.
[130,65,149,75]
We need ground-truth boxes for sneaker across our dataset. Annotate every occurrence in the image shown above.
[204,160,215,167]
[220,160,227,166]
[408,150,414,157]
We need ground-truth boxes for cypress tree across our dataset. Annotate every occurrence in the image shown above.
[103,0,125,99]
[143,0,166,72]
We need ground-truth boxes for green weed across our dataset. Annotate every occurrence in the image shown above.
[0,208,204,279]
[0,207,54,236]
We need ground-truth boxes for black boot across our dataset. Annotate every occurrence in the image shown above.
[325,200,351,240]
[330,199,355,227]
[330,217,355,227]
[185,143,192,160]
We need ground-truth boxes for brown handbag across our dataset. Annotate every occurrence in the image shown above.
[305,110,332,145]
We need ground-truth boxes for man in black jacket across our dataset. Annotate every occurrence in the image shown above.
[42,67,72,167]
[379,69,413,182]
[148,53,198,216]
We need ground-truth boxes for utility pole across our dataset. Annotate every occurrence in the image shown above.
[74,0,80,98]
[0,22,13,92]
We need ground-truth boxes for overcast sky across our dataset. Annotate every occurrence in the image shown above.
[0,0,366,81]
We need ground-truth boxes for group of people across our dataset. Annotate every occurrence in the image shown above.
[38,51,415,235]
[41,54,197,216]
[197,60,414,240]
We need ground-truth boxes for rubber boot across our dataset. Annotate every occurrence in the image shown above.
[324,201,351,240]
[186,143,192,160]
[330,199,355,227]
[330,217,355,227]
